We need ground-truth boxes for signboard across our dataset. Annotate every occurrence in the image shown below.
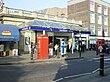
[2,31,11,35]
[98,45,103,53]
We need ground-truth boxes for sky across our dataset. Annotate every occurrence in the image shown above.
[3,0,68,11]
[3,0,110,11]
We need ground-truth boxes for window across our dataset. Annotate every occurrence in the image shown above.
[90,24,95,35]
[23,11,32,15]
[104,16,108,25]
[97,4,102,13]
[98,26,102,36]
[48,15,54,18]
[90,1,95,11]
[104,6,108,15]
[90,12,95,23]
[98,14,102,24]
[104,26,108,36]
[98,27,101,31]
[8,9,19,13]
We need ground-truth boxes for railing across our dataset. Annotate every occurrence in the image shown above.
[0,6,82,25]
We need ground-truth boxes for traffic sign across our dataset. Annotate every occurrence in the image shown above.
[98,45,103,53]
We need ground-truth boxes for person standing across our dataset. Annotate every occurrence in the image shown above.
[54,44,59,57]
[82,41,85,52]
[49,42,53,57]
[31,42,34,60]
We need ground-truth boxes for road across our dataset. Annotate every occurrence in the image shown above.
[0,56,110,82]
[0,62,62,82]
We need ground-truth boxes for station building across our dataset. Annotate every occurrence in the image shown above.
[19,19,90,54]
[0,6,90,56]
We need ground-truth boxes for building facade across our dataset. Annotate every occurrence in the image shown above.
[37,7,67,17]
[68,0,110,44]
[0,6,90,54]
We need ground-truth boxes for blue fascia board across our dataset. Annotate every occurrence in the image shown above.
[19,26,90,34]
[30,26,50,31]
[81,31,90,34]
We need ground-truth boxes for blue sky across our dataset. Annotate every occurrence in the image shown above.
[3,0,110,11]
[4,0,68,11]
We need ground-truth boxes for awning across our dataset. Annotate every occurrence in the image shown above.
[0,24,20,41]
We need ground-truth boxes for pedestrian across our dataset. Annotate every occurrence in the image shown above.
[34,44,37,57]
[78,41,82,53]
[54,44,59,57]
[31,42,34,60]
[49,42,53,57]
[102,44,106,53]
[73,43,77,52]
[82,41,85,52]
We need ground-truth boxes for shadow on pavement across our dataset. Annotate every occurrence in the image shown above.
[53,51,101,82]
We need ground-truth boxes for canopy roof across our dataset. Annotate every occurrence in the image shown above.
[18,19,89,31]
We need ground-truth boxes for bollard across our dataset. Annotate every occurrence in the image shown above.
[100,53,104,76]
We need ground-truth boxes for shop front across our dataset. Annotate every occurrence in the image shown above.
[19,26,90,59]
[0,24,20,56]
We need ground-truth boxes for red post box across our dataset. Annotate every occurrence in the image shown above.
[36,35,49,60]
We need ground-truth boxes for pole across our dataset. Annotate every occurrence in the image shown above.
[100,52,104,76]
[72,33,74,54]
[79,32,81,58]
[99,29,105,76]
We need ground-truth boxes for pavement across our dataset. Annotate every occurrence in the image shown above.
[67,67,110,82]
[0,50,99,65]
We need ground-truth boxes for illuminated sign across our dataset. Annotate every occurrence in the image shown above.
[2,31,11,35]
